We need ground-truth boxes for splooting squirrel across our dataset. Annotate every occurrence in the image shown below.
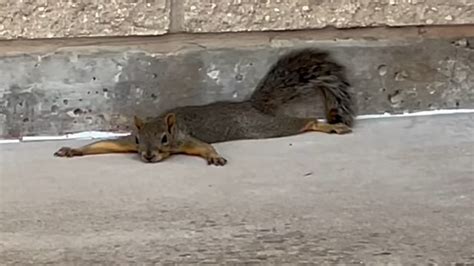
[54,48,355,166]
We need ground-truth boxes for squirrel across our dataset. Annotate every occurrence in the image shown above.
[54,48,355,166]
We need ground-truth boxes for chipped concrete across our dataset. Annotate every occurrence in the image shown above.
[1,114,473,264]
[0,28,473,138]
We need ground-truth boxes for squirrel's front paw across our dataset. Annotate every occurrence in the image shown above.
[206,154,227,166]
[54,147,82,157]
[331,124,352,134]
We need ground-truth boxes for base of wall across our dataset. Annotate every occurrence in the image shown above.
[1,109,473,144]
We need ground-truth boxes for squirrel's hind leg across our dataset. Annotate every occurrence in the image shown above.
[54,135,137,158]
[301,120,352,135]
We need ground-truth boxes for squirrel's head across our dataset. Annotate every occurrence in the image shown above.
[134,113,177,163]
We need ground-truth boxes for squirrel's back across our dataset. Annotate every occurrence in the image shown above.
[165,101,310,143]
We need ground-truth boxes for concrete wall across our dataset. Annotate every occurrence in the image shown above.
[1,0,473,39]
[0,1,473,138]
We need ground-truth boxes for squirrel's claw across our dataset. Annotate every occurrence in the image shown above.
[206,155,227,166]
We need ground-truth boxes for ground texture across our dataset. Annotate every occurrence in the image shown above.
[1,114,473,265]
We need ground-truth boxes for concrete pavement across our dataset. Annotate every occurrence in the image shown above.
[1,114,473,264]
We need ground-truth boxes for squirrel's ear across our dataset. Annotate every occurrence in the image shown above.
[134,116,144,130]
[164,113,176,134]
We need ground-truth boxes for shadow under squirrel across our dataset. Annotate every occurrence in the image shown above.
[54,48,355,166]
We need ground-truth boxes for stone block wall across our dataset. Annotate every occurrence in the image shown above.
[1,0,472,39]
[182,0,474,33]
[0,0,473,138]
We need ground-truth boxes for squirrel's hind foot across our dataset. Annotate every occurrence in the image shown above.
[54,147,83,157]
[206,154,227,166]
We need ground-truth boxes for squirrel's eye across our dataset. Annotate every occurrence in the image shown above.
[135,136,139,144]
[161,134,168,145]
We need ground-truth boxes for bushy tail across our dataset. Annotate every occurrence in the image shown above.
[250,48,355,126]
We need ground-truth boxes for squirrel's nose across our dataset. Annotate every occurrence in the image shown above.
[143,152,156,162]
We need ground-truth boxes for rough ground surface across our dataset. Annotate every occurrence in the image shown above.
[1,114,473,265]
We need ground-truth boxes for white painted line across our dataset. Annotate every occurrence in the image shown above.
[21,131,131,142]
[21,136,69,141]
[1,109,473,144]
[0,139,21,144]
[65,131,131,140]
[356,109,474,120]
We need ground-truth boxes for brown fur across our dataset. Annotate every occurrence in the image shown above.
[54,48,355,166]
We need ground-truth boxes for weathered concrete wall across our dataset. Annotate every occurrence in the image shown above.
[1,0,473,39]
[0,27,473,138]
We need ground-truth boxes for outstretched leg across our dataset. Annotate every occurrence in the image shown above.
[301,120,352,134]
[175,137,227,166]
[54,135,137,158]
